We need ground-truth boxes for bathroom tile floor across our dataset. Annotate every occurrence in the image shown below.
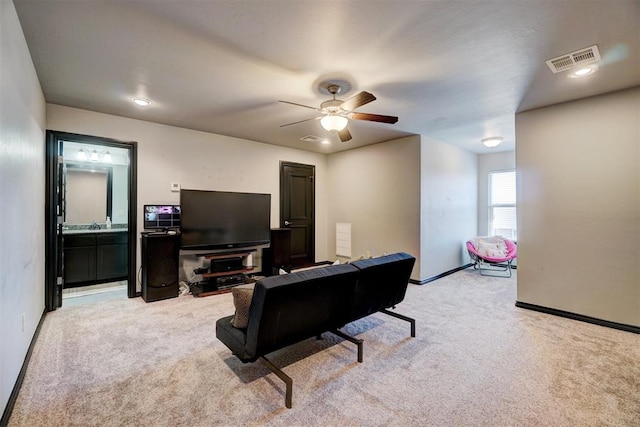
[62,281,128,307]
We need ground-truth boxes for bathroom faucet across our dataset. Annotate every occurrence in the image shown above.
[89,221,100,230]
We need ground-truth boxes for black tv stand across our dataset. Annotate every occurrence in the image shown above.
[191,250,257,297]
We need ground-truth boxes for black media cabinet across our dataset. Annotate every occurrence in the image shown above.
[191,250,257,297]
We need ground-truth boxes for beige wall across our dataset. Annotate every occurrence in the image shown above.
[327,136,422,279]
[0,0,47,413]
[516,87,640,326]
[420,138,478,279]
[46,104,330,287]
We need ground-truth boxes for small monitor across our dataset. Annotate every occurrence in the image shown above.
[144,204,181,230]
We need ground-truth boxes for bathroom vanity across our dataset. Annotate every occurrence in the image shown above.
[63,229,128,287]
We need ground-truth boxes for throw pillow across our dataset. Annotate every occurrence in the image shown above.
[230,283,255,328]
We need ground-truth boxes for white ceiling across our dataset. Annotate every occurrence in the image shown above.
[13,0,640,154]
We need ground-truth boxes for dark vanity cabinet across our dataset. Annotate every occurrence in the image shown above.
[64,234,97,284]
[96,232,128,280]
[64,231,128,287]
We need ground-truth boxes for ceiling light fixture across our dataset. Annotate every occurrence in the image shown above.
[482,137,504,148]
[320,115,348,132]
[568,65,598,78]
[132,97,151,106]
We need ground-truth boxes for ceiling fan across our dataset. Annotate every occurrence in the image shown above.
[279,82,398,142]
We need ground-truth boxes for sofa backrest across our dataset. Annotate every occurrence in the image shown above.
[350,252,416,321]
[245,264,360,359]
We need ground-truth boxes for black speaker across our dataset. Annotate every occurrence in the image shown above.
[262,228,291,276]
[141,233,179,302]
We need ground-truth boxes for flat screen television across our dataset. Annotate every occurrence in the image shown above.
[179,189,271,250]
[143,204,181,230]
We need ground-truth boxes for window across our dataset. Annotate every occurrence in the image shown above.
[488,170,516,240]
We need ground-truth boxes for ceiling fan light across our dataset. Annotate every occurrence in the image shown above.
[482,137,504,148]
[320,115,348,131]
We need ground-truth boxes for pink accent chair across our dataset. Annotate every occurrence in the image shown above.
[466,238,517,277]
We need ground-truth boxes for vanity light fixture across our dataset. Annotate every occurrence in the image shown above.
[482,137,504,148]
[89,150,100,162]
[132,97,151,106]
[320,115,348,131]
[76,148,87,161]
[103,151,112,163]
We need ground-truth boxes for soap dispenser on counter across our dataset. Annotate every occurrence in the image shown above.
[106,216,112,229]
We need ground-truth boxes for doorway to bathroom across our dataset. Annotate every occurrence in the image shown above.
[45,131,137,311]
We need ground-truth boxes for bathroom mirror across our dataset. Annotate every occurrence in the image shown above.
[64,163,113,224]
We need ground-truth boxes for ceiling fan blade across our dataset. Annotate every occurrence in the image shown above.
[340,91,376,112]
[338,128,352,142]
[279,100,321,111]
[349,112,398,124]
[280,116,320,127]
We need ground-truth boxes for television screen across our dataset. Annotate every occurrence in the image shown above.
[144,205,181,230]
[179,189,271,250]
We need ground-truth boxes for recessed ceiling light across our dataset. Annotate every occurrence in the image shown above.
[568,65,598,78]
[482,137,504,148]
[132,97,151,106]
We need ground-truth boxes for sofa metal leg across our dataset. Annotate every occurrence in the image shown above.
[380,309,416,337]
[260,356,293,408]
[331,329,364,363]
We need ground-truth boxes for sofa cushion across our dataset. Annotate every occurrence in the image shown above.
[244,264,360,360]
[216,315,252,360]
[231,283,255,328]
[350,252,415,321]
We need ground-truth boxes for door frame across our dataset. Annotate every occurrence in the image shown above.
[45,131,138,311]
[279,161,315,267]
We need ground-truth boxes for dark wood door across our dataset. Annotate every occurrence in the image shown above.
[280,162,315,268]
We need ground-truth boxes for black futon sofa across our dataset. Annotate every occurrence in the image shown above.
[216,252,416,408]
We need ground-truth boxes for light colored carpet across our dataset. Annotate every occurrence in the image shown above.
[8,269,640,426]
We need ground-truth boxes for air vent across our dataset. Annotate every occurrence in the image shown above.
[546,45,601,73]
[300,135,323,143]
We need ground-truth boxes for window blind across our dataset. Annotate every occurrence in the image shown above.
[489,170,517,240]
